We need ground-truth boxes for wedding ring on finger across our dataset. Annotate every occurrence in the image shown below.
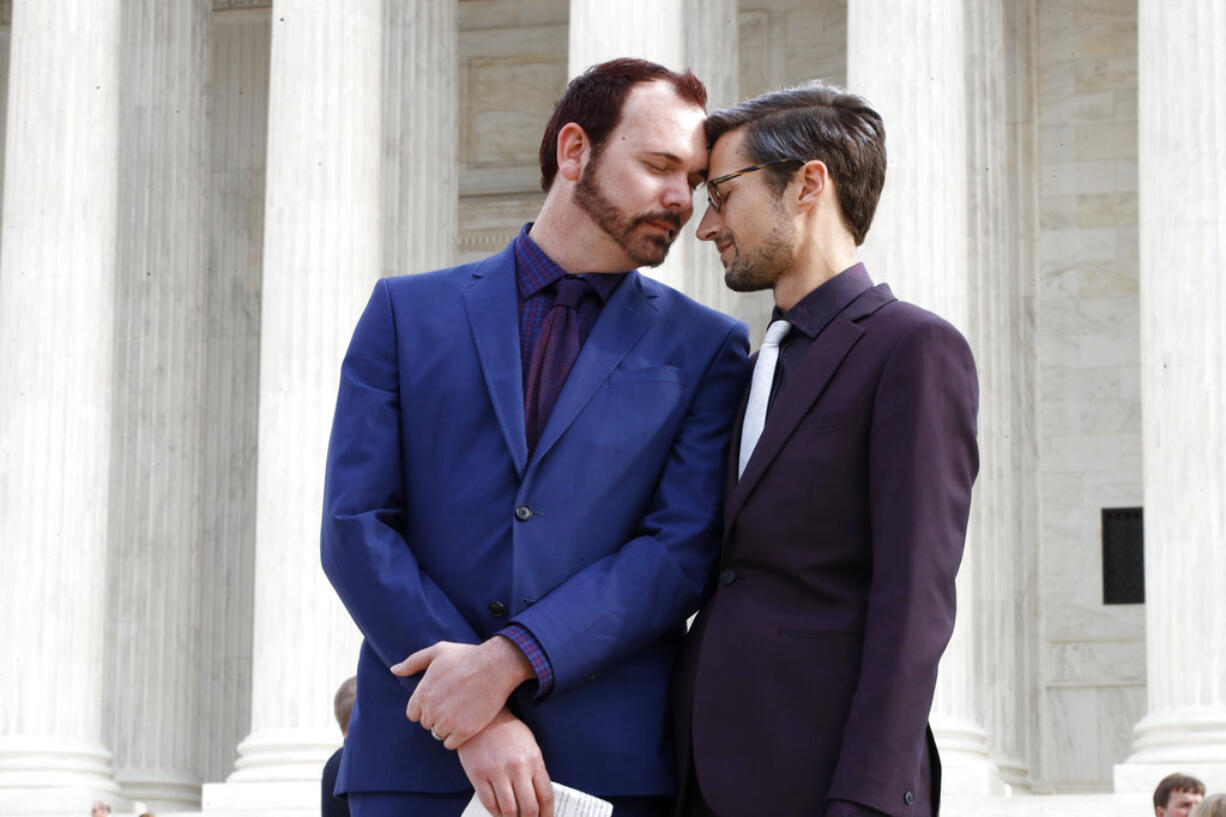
[430,726,445,741]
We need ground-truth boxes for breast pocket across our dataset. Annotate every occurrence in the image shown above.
[606,365,686,385]
[577,366,688,466]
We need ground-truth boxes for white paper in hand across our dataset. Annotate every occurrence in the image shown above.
[460,781,613,817]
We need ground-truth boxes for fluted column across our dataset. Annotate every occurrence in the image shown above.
[568,0,683,78]
[848,0,1006,795]
[198,4,272,787]
[203,0,381,809]
[964,0,1038,791]
[1114,0,1226,794]
[0,1,126,813]
[567,0,691,292]
[383,0,457,275]
[679,0,765,333]
[103,1,212,810]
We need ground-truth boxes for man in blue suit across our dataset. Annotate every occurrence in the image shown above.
[321,58,750,817]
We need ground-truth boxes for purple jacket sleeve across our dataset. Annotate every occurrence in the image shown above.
[826,318,979,813]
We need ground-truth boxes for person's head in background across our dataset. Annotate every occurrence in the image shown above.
[1154,773,1206,817]
[334,675,357,737]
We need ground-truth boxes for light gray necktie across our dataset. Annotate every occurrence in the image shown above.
[738,319,792,479]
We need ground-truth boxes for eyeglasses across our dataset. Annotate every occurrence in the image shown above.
[705,157,805,212]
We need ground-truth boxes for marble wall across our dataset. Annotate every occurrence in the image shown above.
[1034,0,1145,792]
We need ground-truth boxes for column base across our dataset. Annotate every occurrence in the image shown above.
[991,752,1032,792]
[0,736,127,814]
[1114,708,1226,791]
[223,727,340,782]
[932,716,1010,796]
[116,768,202,812]
[1114,762,1226,794]
[202,780,319,813]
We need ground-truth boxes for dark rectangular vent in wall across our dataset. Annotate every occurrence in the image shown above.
[1102,507,1144,605]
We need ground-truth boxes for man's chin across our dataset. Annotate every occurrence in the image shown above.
[724,270,772,292]
[627,236,672,268]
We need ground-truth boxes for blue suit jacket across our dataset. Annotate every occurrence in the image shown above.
[321,242,749,797]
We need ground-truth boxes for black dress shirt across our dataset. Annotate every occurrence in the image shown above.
[767,262,874,417]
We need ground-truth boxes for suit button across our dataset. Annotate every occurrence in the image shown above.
[488,601,507,617]
[719,569,737,586]
[514,505,532,521]
[904,790,915,806]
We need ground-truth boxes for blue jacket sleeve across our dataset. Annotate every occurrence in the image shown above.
[320,279,480,688]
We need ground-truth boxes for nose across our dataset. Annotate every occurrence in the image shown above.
[661,175,693,220]
[696,203,720,242]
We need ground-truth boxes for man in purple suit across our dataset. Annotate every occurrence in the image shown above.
[673,83,979,817]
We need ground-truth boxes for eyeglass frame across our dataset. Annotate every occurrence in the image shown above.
[704,156,806,212]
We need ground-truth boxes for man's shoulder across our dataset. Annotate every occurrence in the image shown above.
[860,289,969,348]
[380,257,489,296]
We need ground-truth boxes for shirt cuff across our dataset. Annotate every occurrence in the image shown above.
[496,623,554,698]
[826,799,890,817]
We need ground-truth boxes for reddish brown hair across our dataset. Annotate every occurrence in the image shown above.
[538,57,707,192]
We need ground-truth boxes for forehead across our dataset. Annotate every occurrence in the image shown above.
[707,127,752,177]
[608,81,707,163]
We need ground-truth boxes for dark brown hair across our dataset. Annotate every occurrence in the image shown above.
[1154,773,1207,811]
[704,81,886,245]
[333,676,357,735]
[538,58,707,192]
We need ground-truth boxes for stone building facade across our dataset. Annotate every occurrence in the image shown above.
[0,1,1222,815]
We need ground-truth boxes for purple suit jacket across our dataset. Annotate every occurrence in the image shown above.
[674,283,978,817]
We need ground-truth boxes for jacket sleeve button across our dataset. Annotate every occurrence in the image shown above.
[488,601,507,617]
[904,790,915,806]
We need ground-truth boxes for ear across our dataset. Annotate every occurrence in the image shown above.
[556,122,589,183]
[795,159,831,212]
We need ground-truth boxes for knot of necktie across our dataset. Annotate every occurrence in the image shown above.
[762,319,792,349]
[553,276,593,309]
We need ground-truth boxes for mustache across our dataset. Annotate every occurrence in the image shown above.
[632,211,683,231]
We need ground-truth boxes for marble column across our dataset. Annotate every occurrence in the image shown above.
[847,0,1006,795]
[383,0,457,275]
[198,3,272,787]
[0,1,127,813]
[203,0,382,809]
[1115,0,1226,794]
[964,0,1039,791]
[679,0,766,335]
[567,0,691,292]
[103,1,212,810]
[0,7,10,254]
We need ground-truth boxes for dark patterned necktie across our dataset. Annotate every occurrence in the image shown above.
[524,276,593,453]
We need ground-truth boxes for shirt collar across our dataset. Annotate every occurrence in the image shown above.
[513,223,626,303]
[772,262,874,339]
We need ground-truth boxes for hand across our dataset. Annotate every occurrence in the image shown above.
[458,708,554,817]
[391,637,534,749]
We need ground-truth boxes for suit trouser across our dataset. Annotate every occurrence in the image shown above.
[349,790,672,817]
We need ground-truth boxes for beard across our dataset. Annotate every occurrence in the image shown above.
[722,200,796,293]
[573,150,682,268]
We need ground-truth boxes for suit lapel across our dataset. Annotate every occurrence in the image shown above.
[724,316,865,526]
[722,367,753,531]
[461,245,529,478]
[531,271,658,464]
